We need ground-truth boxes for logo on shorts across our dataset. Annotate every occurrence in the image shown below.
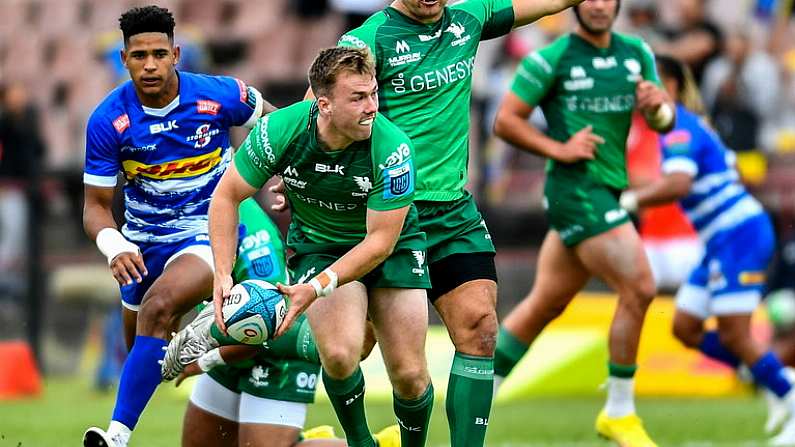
[480,219,492,240]
[411,250,425,276]
[249,365,270,387]
[708,259,727,291]
[604,208,628,224]
[296,372,318,392]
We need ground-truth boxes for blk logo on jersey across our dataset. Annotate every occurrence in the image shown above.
[315,163,345,176]
[187,123,221,149]
[149,120,179,134]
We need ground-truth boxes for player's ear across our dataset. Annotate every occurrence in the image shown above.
[120,48,128,68]
[317,96,332,115]
[172,45,181,67]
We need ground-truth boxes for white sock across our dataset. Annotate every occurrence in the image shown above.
[605,376,636,418]
[107,420,132,444]
[493,375,505,397]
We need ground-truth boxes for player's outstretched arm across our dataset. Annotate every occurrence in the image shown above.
[620,172,693,213]
[275,205,410,338]
[174,345,260,387]
[512,0,586,27]
[494,92,603,163]
[209,163,259,333]
[84,185,147,286]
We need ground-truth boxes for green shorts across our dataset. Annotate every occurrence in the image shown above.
[207,356,320,404]
[288,245,431,290]
[544,170,630,247]
[416,191,496,264]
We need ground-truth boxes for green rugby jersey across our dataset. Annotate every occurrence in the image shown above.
[339,0,515,202]
[233,198,286,284]
[234,100,420,248]
[510,32,661,189]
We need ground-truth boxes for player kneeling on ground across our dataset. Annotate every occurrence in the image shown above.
[621,54,795,446]
[209,47,433,447]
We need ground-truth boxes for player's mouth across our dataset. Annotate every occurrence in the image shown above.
[419,0,439,8]
[359,116,375,126]
[141,77,161,87]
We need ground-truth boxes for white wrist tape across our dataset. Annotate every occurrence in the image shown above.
[648,103,674,129]
[197,348,226,373]
[96,228,140,265]
[619,191,639,213]
[308,268,339,298]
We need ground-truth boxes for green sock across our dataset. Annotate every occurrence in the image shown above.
[447,353,494,447]
[608,362,637,378]
[210,323,239,346]
[494,326,529,377]
[266,316,319,363]
[323,367,375,447]
[393,383,434,447]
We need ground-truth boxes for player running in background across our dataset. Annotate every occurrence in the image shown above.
[81,6,272,446]
[491,1,674,445]
[210,47,433,447]
[168,198,398,447]
[620,54,795,446]
[335,1,585,444]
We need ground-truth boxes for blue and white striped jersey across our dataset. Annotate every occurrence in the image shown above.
[83,72,262,243]
[660,104,763,244]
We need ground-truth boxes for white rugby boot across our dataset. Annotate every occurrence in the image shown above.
[160,304,218,381]
[83,427,128,447]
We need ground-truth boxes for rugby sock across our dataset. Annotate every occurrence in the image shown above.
[751,351,793,398]
[698,331,741,368]
[267,317,319,363]
[494,326,529,378]
[323,367,375,447]
[393,383,434,447]
[447,353,494,447]
[605,362,637,418]
[111,335,167,430]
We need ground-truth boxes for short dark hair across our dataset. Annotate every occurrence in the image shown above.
[308,47,375,98]
[119,5,175,45]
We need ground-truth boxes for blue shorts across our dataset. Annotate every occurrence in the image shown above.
[676,213,775,318]
[120,234,213,311]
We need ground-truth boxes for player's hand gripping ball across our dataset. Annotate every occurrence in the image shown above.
[222,280,287,344]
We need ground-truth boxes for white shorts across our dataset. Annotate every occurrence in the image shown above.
[675,283,761,320]
[189,373,308,428]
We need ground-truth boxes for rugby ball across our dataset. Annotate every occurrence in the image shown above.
[222,280,287,345]
[767,289,795,332]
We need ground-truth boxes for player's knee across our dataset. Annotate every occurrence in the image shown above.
[390,363,430,400]
[621,277,656,316]
[452,307,498,356]
[138,290,180,333]
[320,345,360,378]
[717,325,747,351]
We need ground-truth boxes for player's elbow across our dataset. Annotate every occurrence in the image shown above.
[493,110,512,139]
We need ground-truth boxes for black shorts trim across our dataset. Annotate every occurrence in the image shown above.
[427,252,497,302]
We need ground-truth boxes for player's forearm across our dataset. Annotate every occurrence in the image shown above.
[494,113,564,160]
[634,176,689,208]
[261,99,278,116]
[327,231,396,288]
[513,0,585,27]
[83,198,118,241]
[208,194,241,277]
[217,345,260,365]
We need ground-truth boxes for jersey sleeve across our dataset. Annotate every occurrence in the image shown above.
[214,76,263,129]
[636,39,662,86]
[83,110,121,188]
[368,118,415,211]
[660,128,699,177]
[233,114,282,189]
[510,48,558,107]
[338,16,382,62]
[453,0,515,41]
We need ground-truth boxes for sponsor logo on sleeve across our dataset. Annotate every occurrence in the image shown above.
[339,34,367,49]
[197,99,221,115]
[113,114,130,133]
[382,160,413,199]
[235,78,248,103]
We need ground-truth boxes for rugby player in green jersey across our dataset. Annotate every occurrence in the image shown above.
[491,1,674,446]
[329,1,585,444]
[209,48,433,447]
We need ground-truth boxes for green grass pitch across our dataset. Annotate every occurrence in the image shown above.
[0,378,771,446]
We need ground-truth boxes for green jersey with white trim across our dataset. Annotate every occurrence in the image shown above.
[234,100,421,248]
[339,0,515,202]
[510,32,661,189]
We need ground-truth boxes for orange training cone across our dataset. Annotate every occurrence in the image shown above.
[0,340,42,399]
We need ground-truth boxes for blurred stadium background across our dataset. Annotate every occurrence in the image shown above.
[2,0,795,445]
